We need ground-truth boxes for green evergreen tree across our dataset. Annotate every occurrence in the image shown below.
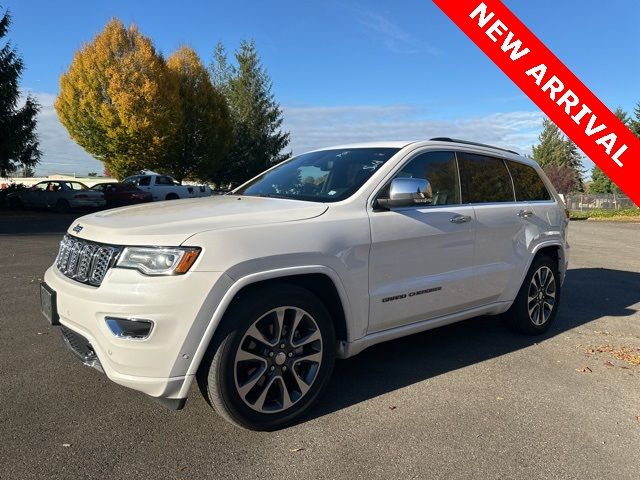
[531,118,565,168]
[589,107,628,194]
[0,8,40,177]
[589,166,620,194]
[532,118,583,192]
[561,138,584,191]
[211,40,290,186]
[630,102,640,138]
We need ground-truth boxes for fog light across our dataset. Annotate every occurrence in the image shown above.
[105,317,154,340]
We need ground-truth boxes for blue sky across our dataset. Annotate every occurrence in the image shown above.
[5,0,639,176]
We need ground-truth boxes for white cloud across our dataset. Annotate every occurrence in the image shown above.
[283,104,544,155]
[359,11,439,55]
[28,91,104,176]
[30,91,589,178]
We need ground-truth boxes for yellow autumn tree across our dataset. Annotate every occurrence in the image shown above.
[164,46,231,181]
[55,19,181,179]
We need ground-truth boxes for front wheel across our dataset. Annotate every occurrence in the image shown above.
[504,255,561,335]
[198,285,335,430]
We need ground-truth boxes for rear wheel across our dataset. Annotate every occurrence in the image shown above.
[505,255,560,334]
[198,285,335,430]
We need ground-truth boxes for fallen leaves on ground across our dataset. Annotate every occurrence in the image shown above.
[290,447,305,453]
[586,345,640,366]
[576,367,592,373]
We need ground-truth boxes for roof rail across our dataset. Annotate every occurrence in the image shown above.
[429,137,520,155]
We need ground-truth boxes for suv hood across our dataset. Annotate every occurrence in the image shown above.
[68,196,328,246]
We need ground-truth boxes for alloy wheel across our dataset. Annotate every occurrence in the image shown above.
[233,306,323,413]
[527,266,556,326]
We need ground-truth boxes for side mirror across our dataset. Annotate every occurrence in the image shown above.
[378,177,432,209]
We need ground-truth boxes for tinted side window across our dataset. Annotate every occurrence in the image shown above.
[506,161,552,201]
[458,153,514,203]
[393,151,460,205]
[138,176,151,186]
[156,176,174,185]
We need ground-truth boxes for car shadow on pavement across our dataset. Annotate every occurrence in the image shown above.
[307,267,640,423]
[0,209,78,235]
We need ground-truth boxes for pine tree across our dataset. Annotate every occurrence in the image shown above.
[532,118,583,192]
[0,8,41,177]
[589,165,620,194]
[531,119,565,167]
[211,40,290,186]
[630,102,640,138]
[589,107,627,194]
[562,138,584,191]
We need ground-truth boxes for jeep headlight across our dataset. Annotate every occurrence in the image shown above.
[116,247,200,276]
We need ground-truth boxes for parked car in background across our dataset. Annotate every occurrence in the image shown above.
[7,180,105,212]
[90,182,152,208]
[122,174,211,201]
[41,138,569,430]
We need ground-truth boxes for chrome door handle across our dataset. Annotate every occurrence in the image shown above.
[450,215,472,224]
[517,209,534,218]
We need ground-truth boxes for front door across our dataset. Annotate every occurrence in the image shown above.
[367,150,476,333]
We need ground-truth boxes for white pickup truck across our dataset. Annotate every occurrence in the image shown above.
[123,174,211,201]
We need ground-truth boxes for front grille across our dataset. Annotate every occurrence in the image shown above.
[56,235,120,286]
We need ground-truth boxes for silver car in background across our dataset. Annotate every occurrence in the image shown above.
[7,180,105,213]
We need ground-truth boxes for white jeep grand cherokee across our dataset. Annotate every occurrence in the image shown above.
[41,138,569,430]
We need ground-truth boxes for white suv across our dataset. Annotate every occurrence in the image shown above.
[41,138,569,430]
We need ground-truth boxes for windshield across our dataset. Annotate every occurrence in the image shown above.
[236,148,399,202]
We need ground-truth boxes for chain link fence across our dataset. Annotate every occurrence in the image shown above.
[565,193,638,211]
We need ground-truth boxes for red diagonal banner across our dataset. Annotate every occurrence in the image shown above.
[432,0,639,205]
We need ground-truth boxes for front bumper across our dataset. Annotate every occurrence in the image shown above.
[43,265,226,403]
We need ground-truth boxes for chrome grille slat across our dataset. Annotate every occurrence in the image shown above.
[55,235,119,286]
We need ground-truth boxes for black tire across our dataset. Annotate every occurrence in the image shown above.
[504,255,561,335]
[165,193,179,200]
[54,199,70,214]
[197,284,335,431]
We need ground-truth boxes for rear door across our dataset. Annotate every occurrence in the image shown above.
[457,152,528,305]
[506,159,563,266]
[368,150,477,332]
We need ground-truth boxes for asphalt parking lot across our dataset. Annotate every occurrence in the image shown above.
[1,210,639,479]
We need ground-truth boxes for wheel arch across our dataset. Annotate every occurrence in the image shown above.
[178,265,353,397]
[531,242,565,275]
[522,241,566,289]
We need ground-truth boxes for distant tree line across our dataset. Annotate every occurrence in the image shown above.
[55,19,289,185]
